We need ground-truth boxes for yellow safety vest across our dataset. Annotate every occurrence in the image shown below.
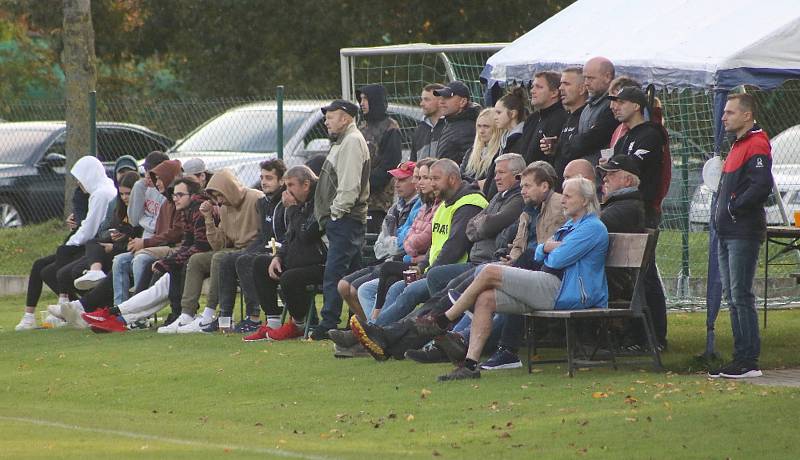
[428,192,488,266]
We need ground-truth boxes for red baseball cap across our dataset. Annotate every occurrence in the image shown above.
[388,161,416,179]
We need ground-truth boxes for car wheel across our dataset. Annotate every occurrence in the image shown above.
[0,199,24,228]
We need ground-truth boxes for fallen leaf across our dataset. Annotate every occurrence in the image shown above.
[420,388,432,399]
[592,392,608,399]
[498,431,511,438]
[406,414,415,422]
[624,395,638,404]
[625,417,638,422]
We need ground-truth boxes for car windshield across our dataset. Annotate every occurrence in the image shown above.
[771,126,800,165]
[0,128,56,164]
[173,109,308,153]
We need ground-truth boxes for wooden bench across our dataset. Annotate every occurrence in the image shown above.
[525,230,663,377]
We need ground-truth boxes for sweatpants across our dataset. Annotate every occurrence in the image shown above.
[119,272,172,324]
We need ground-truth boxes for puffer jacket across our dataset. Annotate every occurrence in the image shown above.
[432,103,481,164]
[534,213,609,310]
[205,169,264,250]
[402,199,440,263]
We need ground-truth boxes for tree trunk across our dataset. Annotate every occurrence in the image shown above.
[61,0,96,217]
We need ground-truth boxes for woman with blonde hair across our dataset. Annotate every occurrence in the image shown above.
[460,108,502,188]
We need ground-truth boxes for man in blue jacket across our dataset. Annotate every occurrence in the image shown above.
[709,93,773,379]
[416,176,609,381]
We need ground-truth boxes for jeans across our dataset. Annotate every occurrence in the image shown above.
[358,278,380,318]
[237,252,270,316]
[425,263,473,295]
[320,217,365,329]
[718,238,761,364]
[376,278,430,326]
[112,251,156,306]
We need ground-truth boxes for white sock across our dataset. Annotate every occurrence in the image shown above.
[58,295,69,304]
[267,316,281,329]
[201,308,215,323]
[177,313,194,324]
[23,312,35,320]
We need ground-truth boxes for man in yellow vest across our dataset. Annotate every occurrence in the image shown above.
[348,159,487,359]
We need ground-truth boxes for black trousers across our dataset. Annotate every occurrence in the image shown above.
[235,251,268,317]
[375,260,408,310]
[26,245,83,306]
[250,254,278,317]
[79,276,114,312]
[279,264,324,321]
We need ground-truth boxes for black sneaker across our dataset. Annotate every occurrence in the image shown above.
[708,361,740,378]
[233,318,262,333]
[720,362,763,379]
[309,326,331,341]
[437,365,481,382]
[405,343,449,363]
[480,348,523,370]
[435,332,467,364]
[201,318,219,333]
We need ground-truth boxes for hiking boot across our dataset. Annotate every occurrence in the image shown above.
[349,315,389,361]
[437,365,481,382]
[404,343,448,364]
[334,343,371,358]
[435,332,467,364]
[14,314,36,331]
[414,313,448,337]
[720,361,763,379]
[233,318,262,333]
[242,324,273,342]
[73,270,107,291]
[267,322,304,341]
[328,329,358,348]
[480,348,523,370]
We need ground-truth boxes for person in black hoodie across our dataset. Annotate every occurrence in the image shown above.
[217,159,288,332]
[243,165,326,341]
[518,71,568,165]
[431,81,481,165]
[357,84,403,232]
[552,67,590,191]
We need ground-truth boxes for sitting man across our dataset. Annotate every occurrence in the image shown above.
[422,176,609,381]
[243,165,326,341]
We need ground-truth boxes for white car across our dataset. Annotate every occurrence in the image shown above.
[689,124,800,229]
[168,100,422,188]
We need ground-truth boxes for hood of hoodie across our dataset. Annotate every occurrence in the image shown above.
[206,168,246,208]
[71,156,113,194]
[149,160,181,197]
[357,84,388,122]
[114,155,139,178]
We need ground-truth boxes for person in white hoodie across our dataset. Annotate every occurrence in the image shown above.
[15,155,117,331]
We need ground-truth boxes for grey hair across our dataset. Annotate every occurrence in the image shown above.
[623,171,641,188]
[494,153,526,175]
[563,176,600,215]
[431,158,461,179]
[284,165,317,184]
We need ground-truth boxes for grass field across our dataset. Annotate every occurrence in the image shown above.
[1,293,799,459]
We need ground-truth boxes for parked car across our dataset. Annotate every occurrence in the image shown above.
[689,124,800,229]
[167,100,423,188]
[0,121,173,228]
[659,130,706,230]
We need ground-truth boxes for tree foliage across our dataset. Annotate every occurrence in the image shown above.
[1,0,574,98]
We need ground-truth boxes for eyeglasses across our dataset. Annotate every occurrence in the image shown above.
[172,192,190,200]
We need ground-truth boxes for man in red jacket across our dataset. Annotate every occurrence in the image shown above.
[709,93,773,379]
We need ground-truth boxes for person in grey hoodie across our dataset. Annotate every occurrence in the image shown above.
[313,99,370,340]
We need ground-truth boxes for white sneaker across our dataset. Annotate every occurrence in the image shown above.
[157,316,193,334]
[60,300,88,329]
[42,314,67,328]
[74,270,107,290]
[46,298,69,320]
[15,315,36,331]
[177,316,212,334]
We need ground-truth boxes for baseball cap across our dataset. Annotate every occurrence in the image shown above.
[321,100,359,117]
[182,158,207,175]
[607,87,648,109]
[433,81,470,98]
[597,154,641,177]
[388,161,416,179]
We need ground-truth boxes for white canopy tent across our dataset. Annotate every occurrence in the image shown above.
[482,0,800,91]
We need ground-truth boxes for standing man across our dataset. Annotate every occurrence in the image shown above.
[357,84,402,232]
[431,81,481,164]
[709,94,772,379]
[519,71,568,165]
[313,100,371,340]
[551,67,589,190]
[410,83,445,161]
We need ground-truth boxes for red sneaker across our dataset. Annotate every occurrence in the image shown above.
[267,322,303,341]
[82,307,111,322]
[242,324,273,342]
[85,315,127,333]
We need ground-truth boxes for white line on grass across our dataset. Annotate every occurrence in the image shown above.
[0,415,332,459]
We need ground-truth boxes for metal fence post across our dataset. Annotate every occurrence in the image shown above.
[276,85,284,160]
[89,90,97,156]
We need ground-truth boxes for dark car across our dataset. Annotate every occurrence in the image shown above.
[0,121,173,228]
